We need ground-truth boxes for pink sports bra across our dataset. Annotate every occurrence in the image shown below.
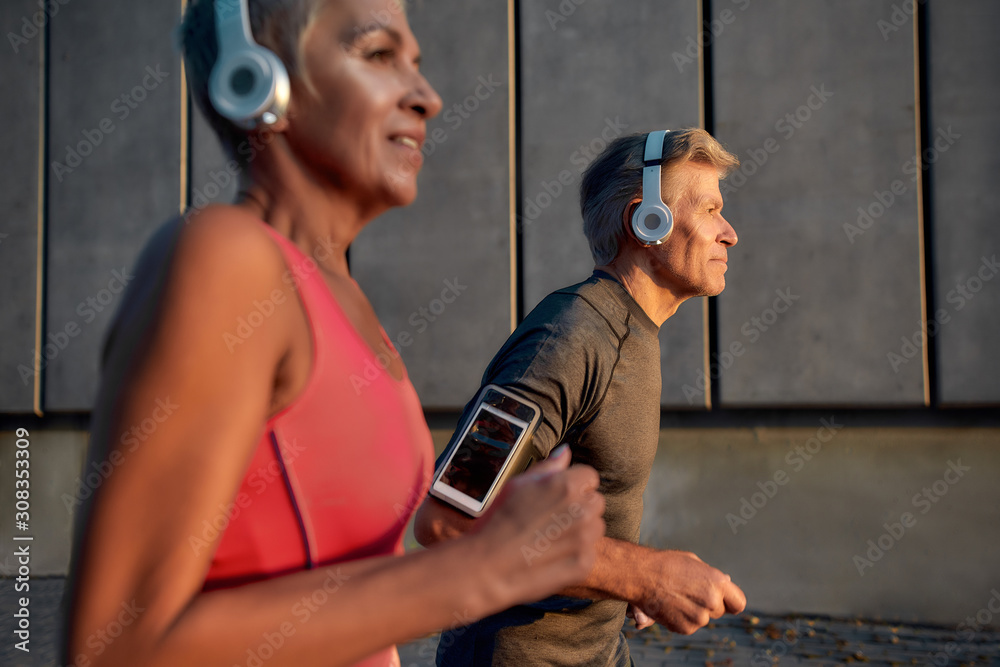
[203,222,434,666]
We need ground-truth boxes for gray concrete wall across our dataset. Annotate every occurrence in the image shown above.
[1,0,43,414]
[713,0,925,407]
[2,0,998,411]
[639,426,1000,626]
[0,430,87,576]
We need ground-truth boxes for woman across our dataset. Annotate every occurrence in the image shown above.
[64,0,605,665]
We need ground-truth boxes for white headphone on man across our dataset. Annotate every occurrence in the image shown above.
[208,0,290,130]
[630,130,674,246]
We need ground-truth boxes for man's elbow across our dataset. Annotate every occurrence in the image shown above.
[412,497,473,547]
[413,500,441,547]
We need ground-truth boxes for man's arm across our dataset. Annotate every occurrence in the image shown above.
[414,495,746,635]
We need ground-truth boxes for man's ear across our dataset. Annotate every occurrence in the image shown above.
[622,196,643,242]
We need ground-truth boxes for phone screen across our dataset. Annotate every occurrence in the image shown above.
[437,406,525,502]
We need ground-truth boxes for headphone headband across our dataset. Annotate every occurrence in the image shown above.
[208,0,290,130]
[215,0,254,54]
[643,129,668,164]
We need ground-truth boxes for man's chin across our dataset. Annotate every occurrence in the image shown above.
[704,279,726,297]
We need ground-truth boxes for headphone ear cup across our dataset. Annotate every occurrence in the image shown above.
[632,130,674,246]
[631,201,673,246]
[209,46,290,130]
[209,0,291,130]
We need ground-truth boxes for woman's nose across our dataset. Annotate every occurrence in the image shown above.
[405,70,443,119]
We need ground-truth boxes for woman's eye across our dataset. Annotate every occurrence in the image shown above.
[368,49,394,62]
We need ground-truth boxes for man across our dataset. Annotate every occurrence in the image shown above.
[414,128,747,666]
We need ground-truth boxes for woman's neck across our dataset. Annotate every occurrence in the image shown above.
[236,135,386,279]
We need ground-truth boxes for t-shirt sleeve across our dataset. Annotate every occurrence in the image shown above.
[477,295,620,460]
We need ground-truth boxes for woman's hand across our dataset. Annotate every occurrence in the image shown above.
[462,445,606,614]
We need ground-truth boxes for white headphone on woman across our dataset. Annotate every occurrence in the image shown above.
[630,130,674,246]
[208,0,290,130]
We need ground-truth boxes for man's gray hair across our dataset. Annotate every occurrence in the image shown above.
[580,128,739,265]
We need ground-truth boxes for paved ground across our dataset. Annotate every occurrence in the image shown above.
[4,578,999,666]
[399,613,1000,666]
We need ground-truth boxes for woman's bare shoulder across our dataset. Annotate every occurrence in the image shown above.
[101,206,288,367]
[174,204,287,279]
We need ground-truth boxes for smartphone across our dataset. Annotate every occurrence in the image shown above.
[430,384,542,517]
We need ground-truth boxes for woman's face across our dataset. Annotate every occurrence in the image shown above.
[285,0,442,211]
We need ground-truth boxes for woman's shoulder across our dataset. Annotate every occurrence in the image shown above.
[102,206,290,364]
[175,204,286,277]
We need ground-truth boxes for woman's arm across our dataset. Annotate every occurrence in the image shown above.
[68,210,605,667]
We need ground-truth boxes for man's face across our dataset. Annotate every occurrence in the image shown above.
[646,161,738,299]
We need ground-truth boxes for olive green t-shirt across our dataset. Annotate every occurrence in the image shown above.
[436,271,662,667]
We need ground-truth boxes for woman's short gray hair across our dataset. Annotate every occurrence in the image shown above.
[580,128,739,265]
[177,0,324,168]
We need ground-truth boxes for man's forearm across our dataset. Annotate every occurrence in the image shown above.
[558,537,649,602]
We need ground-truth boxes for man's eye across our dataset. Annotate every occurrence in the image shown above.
[368,49,394,62]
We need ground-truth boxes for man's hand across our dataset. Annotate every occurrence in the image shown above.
[626,604,655,630]
[631,549,746,635]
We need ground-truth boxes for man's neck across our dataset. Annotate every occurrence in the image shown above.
[594,260,687,327]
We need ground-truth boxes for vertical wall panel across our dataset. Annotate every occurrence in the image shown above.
[520,1,704,408]
[45,0,184,410]
[928,0,1000,406]
[351,2,513,409]
[0,1,42,411]
[714,0,924,406]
